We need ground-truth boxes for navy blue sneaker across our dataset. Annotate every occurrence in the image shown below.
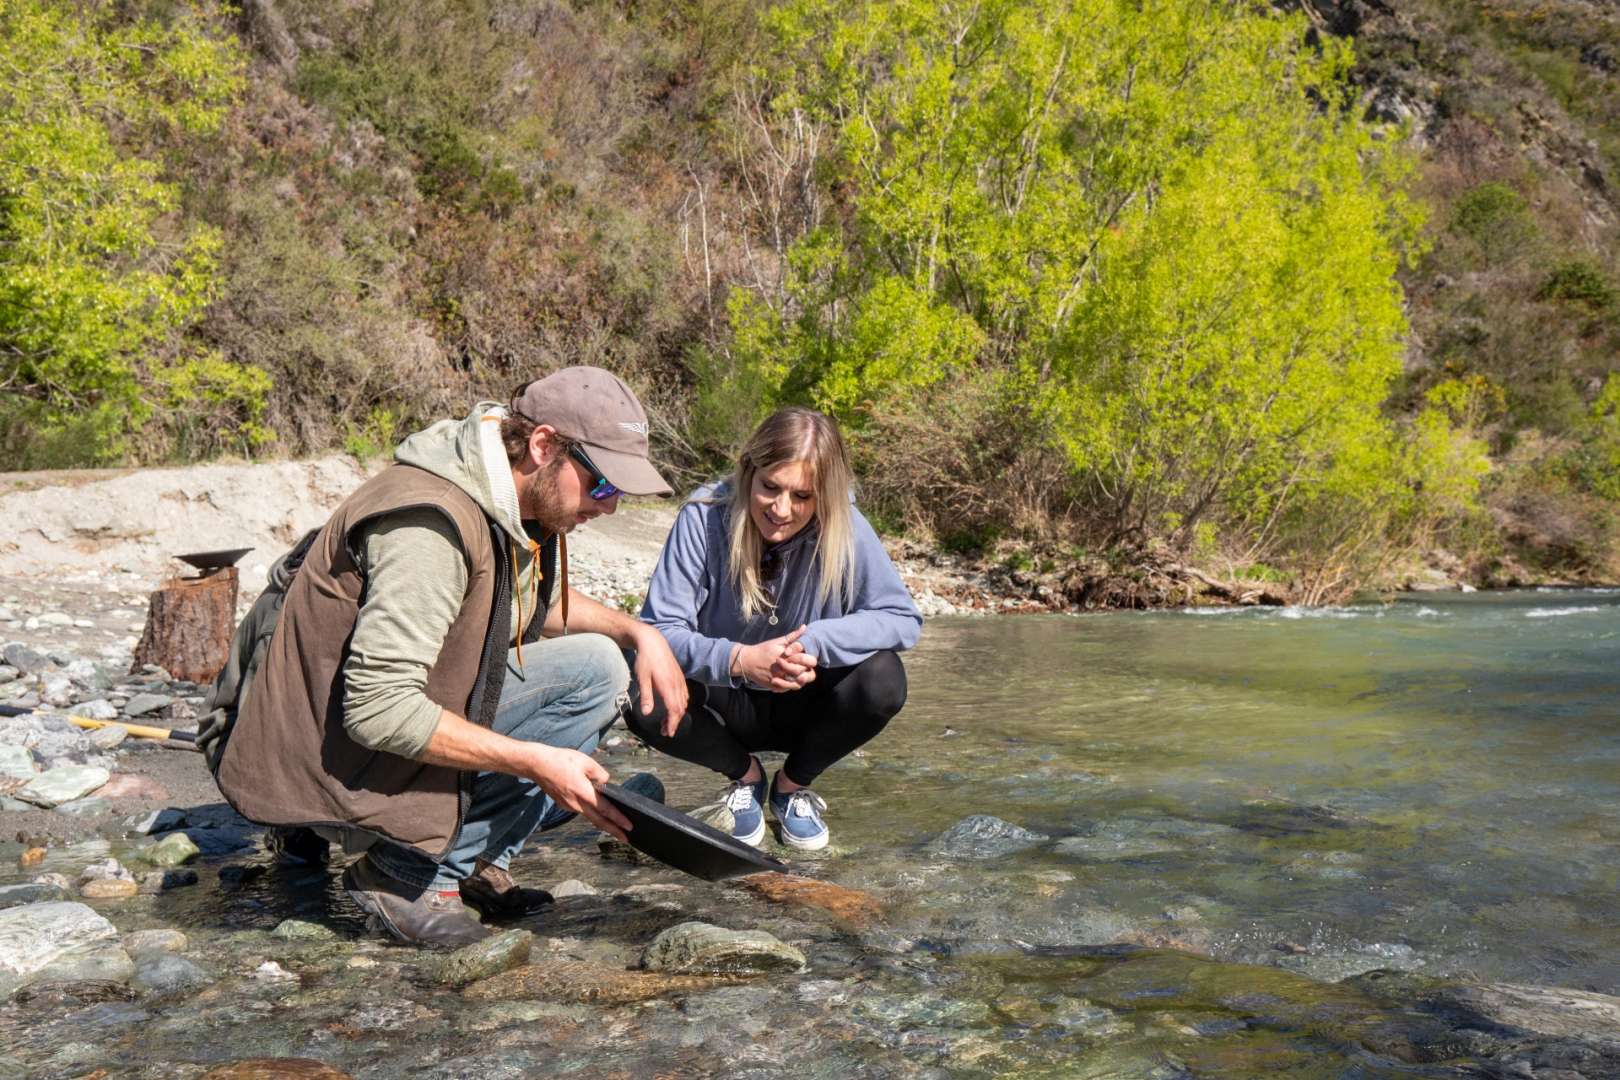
[722,764,767,848]
[769,774,829,851]
[539,771,665,832]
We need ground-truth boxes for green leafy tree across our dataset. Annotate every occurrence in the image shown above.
[712,0,1471,579]
[0,0,258,464]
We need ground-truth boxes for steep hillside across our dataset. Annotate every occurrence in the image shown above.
[4,0,1619,593]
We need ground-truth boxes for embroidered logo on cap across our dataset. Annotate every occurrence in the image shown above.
[618,421,649,436]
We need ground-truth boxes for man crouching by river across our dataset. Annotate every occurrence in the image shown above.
[198,367,689,947]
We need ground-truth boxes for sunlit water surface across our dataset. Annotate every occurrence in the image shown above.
[4,589,1618,1078]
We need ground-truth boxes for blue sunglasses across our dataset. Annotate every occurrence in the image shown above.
[568,444,621,501]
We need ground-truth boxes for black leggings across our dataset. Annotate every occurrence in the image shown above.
[625,650,907,786]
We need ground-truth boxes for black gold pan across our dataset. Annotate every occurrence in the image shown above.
[596,781,789,882]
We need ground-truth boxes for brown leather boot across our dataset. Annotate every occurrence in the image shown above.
[459,858,554,919]
[342,855,490,948]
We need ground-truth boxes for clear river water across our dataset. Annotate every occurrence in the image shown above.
[4,589,1619,1077]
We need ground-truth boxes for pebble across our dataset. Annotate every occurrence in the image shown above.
[138,869,199,894]
[2,643,49,673]
[69,699,119,722]
[0,607,13,623]
[125,928,189,954]
[552,879,599,898]
[0,743,36,781]
[123,692,172,717]
[40,675,76,706]
[0,665,16,683]
[272,919,335,942]
[19,847,46,867]
[252,960,296,981]
[79,857,134,884]
[38,612,74,627]
[432,929,533,988]
[86,724,127,751]
[81,877,140,899]
[640,921,806,975]
[15,764,110,808]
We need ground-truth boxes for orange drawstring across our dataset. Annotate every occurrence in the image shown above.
[512,537,542,667]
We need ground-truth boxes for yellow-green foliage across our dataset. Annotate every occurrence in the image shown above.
[712,0,1476,563]
[0,0,259,465]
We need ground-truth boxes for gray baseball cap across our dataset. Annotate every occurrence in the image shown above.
[511,366,673,496]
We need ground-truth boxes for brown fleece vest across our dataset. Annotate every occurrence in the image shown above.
[213,463,551,860]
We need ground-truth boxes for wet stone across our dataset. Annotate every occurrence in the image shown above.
[271,919,335,943]
[81,878,139,899]
[0,903,116,982]
[133,951,212,994]
[125,928,189,954]
[927,814,1051,859]
[463,960,732,1005]
[0,882,70,909]
[16,764,110,808]
[431,928,533,988]
[28,940,134,987]
[141,831,201,868]
[79,857,134,884]
[640,921,806,975]
[736,872,882,927]
[200,1060,354,1079]
[552,879,598,898]
[138,869,199,894]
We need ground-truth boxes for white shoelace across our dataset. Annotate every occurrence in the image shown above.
[723,781,758,812]
[785,789,827,820]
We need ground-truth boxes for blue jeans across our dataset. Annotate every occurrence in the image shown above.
[369,633,629,891]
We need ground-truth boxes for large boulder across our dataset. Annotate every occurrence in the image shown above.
[0,901,119,998]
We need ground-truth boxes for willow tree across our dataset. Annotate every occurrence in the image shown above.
[715,0,1479,572]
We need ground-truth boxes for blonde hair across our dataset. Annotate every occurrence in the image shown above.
[725,407,857,620]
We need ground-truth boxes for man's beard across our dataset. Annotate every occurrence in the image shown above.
[520,459,576,534]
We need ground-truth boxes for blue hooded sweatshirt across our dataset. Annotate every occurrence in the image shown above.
[640,481,923,686]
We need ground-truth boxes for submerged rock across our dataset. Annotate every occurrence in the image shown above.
[133,951,212,994]
[736,872,882,927]
[927,814,1050,859]
[463,959,734,1005]
[27,940,134,986]
[200,1061,353,1079]
[431,928,532,989]
[125,928,189,954]
[0,882,69,909]
[80,877,138,899]
[640,921,805,975]
[271,919,335,942]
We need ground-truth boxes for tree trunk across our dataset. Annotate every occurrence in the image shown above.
[132,569,238,684]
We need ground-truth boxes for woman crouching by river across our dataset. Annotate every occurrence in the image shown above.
[629,406,922,850]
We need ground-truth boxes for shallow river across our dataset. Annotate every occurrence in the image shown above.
[5,590,1619,1077]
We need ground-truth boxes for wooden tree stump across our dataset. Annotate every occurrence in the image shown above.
[132,568,238,684]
